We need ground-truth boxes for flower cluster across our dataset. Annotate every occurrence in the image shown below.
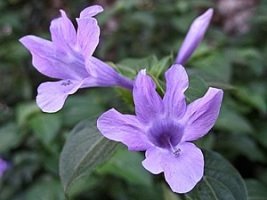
[20,5,223,193]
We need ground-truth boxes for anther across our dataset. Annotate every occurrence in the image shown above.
[61,80,72,86]
[167,139,181,157]
[174,148,181,157]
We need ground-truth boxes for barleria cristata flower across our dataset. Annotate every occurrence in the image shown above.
[20,5,133,113]
[97,64,223,193]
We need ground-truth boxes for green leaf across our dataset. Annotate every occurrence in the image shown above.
[246,179,267,200]
[116,55,172,79]
[258,170,267,186]
[149,55,172,78]
[162,184,183,200]
[185,74,208,102]
[255,125,267,148]
[186,150,248,200]
[215,104,253,134]
[29,113,61,145]
[97,148,152,186]
[230,48,264,76]
[62,91,105,127]
[195,134,215,150]
[59,118,118,196]
[115,55,159,78]
[191,51,232,84]
[24,178,64,200]
[234,86,267,113]
[0,123,21,153]
[16,102,40,127]
[215,134,266,163]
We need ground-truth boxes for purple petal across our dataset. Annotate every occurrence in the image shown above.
[133,70,163,124]
[175,9,213,65]
[0,158,8,177]
[85,57,133,90]
[19,36,88,80]
[162,142,204,193]
[163,64,188,119]
[142,147,164,174]
[97,108,151,151]
[36,79,84,113]
[79,5,104,18]
[181,87,223,142]
[76,17,100,57]
[50,10,77,51]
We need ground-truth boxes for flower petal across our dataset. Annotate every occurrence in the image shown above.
[50,10,77,50]
[19,36,88,80]
[36,79,84,113]
[175,9,213,65]
[97,108,151,151]
[0,158,8,177]
[85,57,133,89]
[76,17,100,57]
[162,142,204,193]
[79,5,104,18]
[142,147,164,174]
[182,87,223,142]
[163,64,188,119]
[133,70,163,124]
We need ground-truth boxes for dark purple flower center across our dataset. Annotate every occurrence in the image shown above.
[147,119,184,151]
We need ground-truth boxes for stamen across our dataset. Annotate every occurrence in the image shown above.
[61,80,72,86]
[167,139,181,157]
[174,148,181,157]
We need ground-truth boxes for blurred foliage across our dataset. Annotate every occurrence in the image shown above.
[1,0,267,199]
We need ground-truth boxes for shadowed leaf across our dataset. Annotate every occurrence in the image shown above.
[59,118,118,195]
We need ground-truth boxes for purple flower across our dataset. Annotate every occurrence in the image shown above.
[0,158,8,177]
[97,64,223,193]
[175,9,213,65]
[20,5,133,113]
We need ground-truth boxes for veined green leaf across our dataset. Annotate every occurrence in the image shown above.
[186,150,248,200]
[246,179,267,200]
[97,148,152,186]
[59,118,118,196]
[29,113,61,145]
[0,123,21,153]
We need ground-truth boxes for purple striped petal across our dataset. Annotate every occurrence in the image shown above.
[86,57,133,89]
[76,17,100,57]
[175,9,213,65]
[181,87,223,142]
[50,10,77,51]
[97,108,151,151]
[36,80,84,113]
[162,142,204,193]
[133,70,163,124]
[79,5,103,18]
[19,36,88,80]
[163,64,188,119]
[142,147,164,174]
